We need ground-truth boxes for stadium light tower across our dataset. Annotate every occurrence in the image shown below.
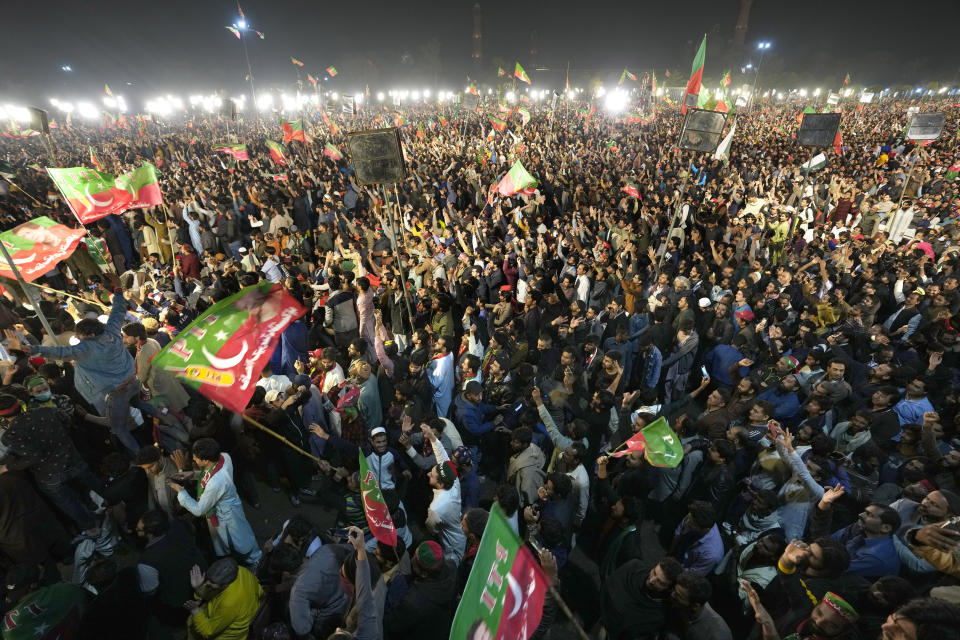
[750,41,771,106]
[231,17,259,120]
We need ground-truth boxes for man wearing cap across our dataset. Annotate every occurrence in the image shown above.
[384,540,456,640]
[424,425,467,565]
[6,291,143,454]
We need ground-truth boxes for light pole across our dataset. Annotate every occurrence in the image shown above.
[232,18,259,121]
[751,41,771,106]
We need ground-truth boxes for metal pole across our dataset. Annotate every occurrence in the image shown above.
[0,240,61,345]
[240,30,259,123]
[657,166,692,272]
[895,146,918,215]
[383,184,416,330]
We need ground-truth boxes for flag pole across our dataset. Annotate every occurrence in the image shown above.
[381,184,416,330]
[242,413,319,462]
[36,285,109,310]
[0,241,62,346]
[657,165,691,272]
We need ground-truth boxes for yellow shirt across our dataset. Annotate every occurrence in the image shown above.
[187,567,263,640]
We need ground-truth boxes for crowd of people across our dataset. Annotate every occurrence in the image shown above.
[0,91,958,640]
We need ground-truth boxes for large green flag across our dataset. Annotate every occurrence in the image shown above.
[265,139,287,166]
[152,282,306,413]
[450,504,550,640]
[46,161,162,225]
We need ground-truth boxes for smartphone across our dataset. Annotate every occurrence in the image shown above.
[700,365,708,378]
[941,516,960,532]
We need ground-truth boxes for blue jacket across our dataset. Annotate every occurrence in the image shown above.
[758,387,801,420]
[453,392,497,437]
[704,344,746,387]
[32,295,135,409]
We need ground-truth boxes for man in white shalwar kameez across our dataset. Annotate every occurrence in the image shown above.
[424,425,466,565]
[169,438,262,568]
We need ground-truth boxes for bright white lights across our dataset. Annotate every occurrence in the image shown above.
[103,96,117,108]
[411,91,420,101]
[330,92,339,101]
[61,65,72,72]
[256,94,273,111]
[377,92,385,101]
[77,101,99,119]
[506,91,516,103]
[236,19,247,29]
[814,88,821,96]
[595,86,607,98]
[798,89,807,97]
[354,93,363,105]
[59,102,74,113]
[604,89,628,113]
[758,41,771,50]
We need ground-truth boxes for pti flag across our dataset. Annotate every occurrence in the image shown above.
[46,162,163,225]
[322,143,343,160]
[621,182,640,199]
[495,161,538,197]
[265,139,287,166]
[291,57,304,67]
[326,66,338,77]
[282,119,307,143]
[358,450,397,546]
[683,35,706,114]
[450,503,550,640]
[212,144,249,161]
[641,417,684,467]
[514,62,531,84]
[152,282,306,413]
[0,216,86,282]
[89,146,102,171]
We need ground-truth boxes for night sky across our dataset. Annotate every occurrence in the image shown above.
[3,0,959,104]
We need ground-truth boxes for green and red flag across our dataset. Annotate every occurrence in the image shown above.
[844,73,850,85]
[722,70,731,87]
[326,66,338,77]
[490,117,506,132]
[89,146,102,171]
[665,69,671,78]
[225,25,240,39]
[946,162,960,182]
[254,30,265,39]
[495,161,537,197]
[439,116,448,127]
[619,68,637,85]
[450,503,550,640]
[281,119,307,143]
[137,114,148,137]
[265,139,287,166]
[1,581,87,640]
[514,62,531,84]
[212,143,249,161]
[46,161,162,225]
[0,216,87,282]
[517,107,530,126]
[291,57,304,67]
[622,182,640,199]
[610,416,683,468]
[358,449,397,546]
[605,140,619,152]
[416,125,425,141]
[683,35,706,114]
[152,282,306,413]
[323,143,343,160]
[651,70,657,93]
[498,67,506,77]
[104,84,113,97]
[307,74,317,85]
[468,83,479,96]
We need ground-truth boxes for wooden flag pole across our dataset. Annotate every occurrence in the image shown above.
[241,413,319,463]
[36,285,109,310]
[0,241,62,346]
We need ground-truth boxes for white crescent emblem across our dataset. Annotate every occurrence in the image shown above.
[505,572,522,619]
[11,253,36,264]
[201,340,249,370]
[85,183,113,208]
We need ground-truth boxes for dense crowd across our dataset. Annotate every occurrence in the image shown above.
[0,92,958,640]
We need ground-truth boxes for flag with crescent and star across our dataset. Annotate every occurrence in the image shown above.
[0,216,86,282]
[450,503,550,640]
[358,449,397,546]
[152,282,306,413]
[46,162,162,225]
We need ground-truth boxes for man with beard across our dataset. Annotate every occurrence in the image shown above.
[743,579,861,640]
[426,334,455,418]
[665,571,732,639]
[600,557,682,640]
[482,355,517,407]
[757,374,802,422]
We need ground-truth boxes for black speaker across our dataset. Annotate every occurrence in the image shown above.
[28,107,48,134]
[678,109,727,152]
[906,113,945,140]
[346,127,407,185]
[797,113,841,147]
